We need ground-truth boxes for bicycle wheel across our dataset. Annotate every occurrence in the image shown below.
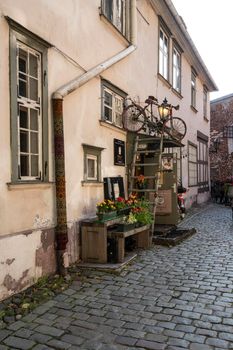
[122,104,147,132]
[165,117,187,141]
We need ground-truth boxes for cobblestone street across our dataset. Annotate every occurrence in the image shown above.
[1,203,233,350]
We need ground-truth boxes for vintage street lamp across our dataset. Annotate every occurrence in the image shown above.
[158,98,171,119]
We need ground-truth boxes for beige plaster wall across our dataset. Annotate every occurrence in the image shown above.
[0,0,212,299]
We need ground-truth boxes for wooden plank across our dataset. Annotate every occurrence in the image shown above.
[81,226,107,263]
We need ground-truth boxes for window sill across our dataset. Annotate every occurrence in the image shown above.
[190,105,198,113]
[203,116,209,122]
[157,73,172,89]
[171,88,183,100]
[7,181,55,190]
[99,120,127,135]
[81,181,103,187]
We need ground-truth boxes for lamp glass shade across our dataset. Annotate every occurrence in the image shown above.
[158,105,170,119]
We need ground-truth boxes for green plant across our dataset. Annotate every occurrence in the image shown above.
[123,212,137,224]
[96,199,116,213]
[131,199,153,225]
[114,197,127,210]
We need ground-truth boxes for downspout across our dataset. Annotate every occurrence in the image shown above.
[52,0,137,274]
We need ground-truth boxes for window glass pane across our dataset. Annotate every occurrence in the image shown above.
[20,131,28,152]
[30,109,38,130]
[29,53,38,78]
[104,90,112,107]
[20,155,29,176]
[31,155,39,176]
[115,96,123,126]
[19,49,27,73]
[19,106,28,128]
[29,77,38,101]
[87,157,97,179]
[30,132,38,154]
[104,0,113,21]
[19,79,27,98]
[164,57,168,79]
[104,106,112,122]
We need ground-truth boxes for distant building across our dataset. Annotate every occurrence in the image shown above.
[0,0,217,300]
[210,94,233,182]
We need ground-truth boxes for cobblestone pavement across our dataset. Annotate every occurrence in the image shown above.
[1,203,233,350]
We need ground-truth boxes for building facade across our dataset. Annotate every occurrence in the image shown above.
[0,0,217,300]
[210,94,233,182]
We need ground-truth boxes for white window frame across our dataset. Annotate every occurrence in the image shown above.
[159,27,169,80]
[203,87,208,119]
[82,144,104,183]
[17,42,42,180]
[188,142,198,187]
[86,154,98,181]
[172,46,181,93]
[102,82,126,128]
[191,70,197,108]
[9,20,49,184]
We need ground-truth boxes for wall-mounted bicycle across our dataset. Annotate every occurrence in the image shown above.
[122,96,187,141]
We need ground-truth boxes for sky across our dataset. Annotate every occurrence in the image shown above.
[171,0,233,101]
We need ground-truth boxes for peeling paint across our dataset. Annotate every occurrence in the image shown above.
[3,269,29,292]
[6,258,15,265]
[35,229,56,274]
[33,214,53,229]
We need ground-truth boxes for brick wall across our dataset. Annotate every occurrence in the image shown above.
[210,95,233,182]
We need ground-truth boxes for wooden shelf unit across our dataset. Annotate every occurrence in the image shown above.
[81,217,151,264]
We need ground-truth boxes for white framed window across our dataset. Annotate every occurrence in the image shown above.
[102,81,126,128]
[172,46,181,93]
[83,144,104,183]
[164,147,181,182]
[87,155,98,181]
[203,87,208,119]
[101,0,127,36]
[159,27,169,80]
[9,22,49,183]
[188,142,198,186]
[191,70,197,108]
[17,43,42,180]
[197,136,209,189]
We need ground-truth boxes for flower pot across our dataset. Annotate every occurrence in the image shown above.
[97,211,117,222]
[117,207,131,216]
[116,223,135,232]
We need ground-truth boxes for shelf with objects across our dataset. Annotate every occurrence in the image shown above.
[80,178,153,265]
[81,217,151,265]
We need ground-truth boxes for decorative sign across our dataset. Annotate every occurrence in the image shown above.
[156,189,172,214]
[114,139,125,166]
[162,155,173,171]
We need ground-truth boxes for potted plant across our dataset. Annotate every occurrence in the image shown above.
[131,199,154,226]
[116,212,138,232]
[136,174,148,189]
[96,199,117,222]
[114,197,131,216]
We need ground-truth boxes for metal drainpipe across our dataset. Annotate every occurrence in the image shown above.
[52,98,69,275]
[52,0,137,274]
